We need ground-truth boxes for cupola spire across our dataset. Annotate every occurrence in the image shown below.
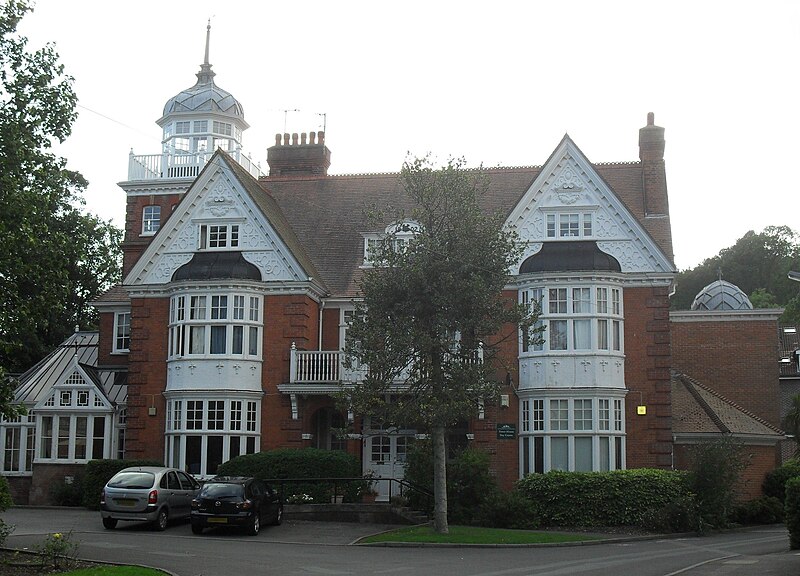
[195,19,215,85]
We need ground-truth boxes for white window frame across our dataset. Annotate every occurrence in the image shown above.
[113,311,131,353]
[142,205,161,235]
[544,212,594,239]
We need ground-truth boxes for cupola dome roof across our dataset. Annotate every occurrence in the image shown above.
[691,279,753,311]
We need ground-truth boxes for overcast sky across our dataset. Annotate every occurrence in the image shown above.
[19,0,800,271]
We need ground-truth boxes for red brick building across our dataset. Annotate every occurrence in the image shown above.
[1,32,785,504]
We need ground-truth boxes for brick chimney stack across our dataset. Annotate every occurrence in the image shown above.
[638,112,668,217]
[266,131,331,177]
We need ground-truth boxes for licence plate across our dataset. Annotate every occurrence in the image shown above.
[207,517,228,524]
[114,499,137,507]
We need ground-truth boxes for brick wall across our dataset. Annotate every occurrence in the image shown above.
[623,285,673,469]
[121,193,182,277]
[671,316,781,428]
[124,296,169,463]
[673,443,778,501]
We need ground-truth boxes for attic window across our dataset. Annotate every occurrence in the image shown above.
[545,213,593,239]
[143,206,161,235]
[199,224,240,250]
[362,220,420,266]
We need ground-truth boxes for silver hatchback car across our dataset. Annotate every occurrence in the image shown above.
[100,466,200,530]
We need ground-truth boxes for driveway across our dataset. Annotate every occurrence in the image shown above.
[2,507,799,576]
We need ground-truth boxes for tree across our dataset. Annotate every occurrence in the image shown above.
[672,226,800,323]
[0,1,122,371]
[343,156,537,533]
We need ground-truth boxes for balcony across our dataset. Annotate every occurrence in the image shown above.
[288,344,484,385]
[127,149,263,181]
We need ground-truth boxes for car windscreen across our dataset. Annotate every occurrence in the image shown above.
[107,472,156,489]
[199,483,245,499]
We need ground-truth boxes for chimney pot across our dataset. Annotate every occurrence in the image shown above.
[309,132,316,145]
[275,134,282,146]
[283,133,290,146]
[292,133,299,145]
[301,132,307,145]
[318,131,325,145]
[647,112,655,126]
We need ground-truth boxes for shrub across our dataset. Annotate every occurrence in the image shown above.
[216,448,362,502]
[786,477,800,550]
[0,475,14,546]
[640,495,700,533]
[403,442,500,524]
[516,469,691,527]
[447,448,498,525]
[473,490,539,530]
[763,459,800,502]
[731,496,784,525]
[687,437,748,529]
[50,471,85,507]
[82,459,163,509]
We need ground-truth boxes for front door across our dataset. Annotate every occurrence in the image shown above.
[364,423,415,502]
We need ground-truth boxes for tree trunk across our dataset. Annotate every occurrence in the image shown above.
[432,424,449,534]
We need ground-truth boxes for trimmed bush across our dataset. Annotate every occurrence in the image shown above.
[640,495,700,533]
[82,459,163,509]
[473,490,540,530]
[731,496,784,525]
[516,469,691,527]
[786,477,800,550]
[51,470,85,507]
[216,448,362,502]
[0,475,14,546]
[763,459,800,502]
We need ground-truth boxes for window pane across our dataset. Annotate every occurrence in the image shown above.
[549,320,567,350]
[574,399,593,430]
[232,326,243,354]
[210,326,226,354]
[75,417,87,459]
[207,436,223,475]
[551,437,569,471]
[248,327,258,355]
[41,416,53,458]
[550,399,568,430]
[597,319,609,350]
[186,436,202,475]
[573,320,591,350]
[58,417,70,459]
[190,326,206,354]
[575,437,593,471]
[599,437,610,471]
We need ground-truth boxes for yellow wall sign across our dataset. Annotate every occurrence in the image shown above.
[637,405,647,415]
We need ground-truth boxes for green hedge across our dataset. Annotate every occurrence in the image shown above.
[764,459,800,502]
[82,459,163,509]
[516,469,691,527]
[216,448,362,503]
[786,477,800,550]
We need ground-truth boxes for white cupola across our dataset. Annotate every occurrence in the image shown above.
[156,22,249,158]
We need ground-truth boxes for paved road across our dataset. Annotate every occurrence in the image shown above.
[3,507,799,576]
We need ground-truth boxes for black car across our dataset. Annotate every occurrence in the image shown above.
[191,476,282,535]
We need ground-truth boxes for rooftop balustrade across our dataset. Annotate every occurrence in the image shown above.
[127,149,263,181]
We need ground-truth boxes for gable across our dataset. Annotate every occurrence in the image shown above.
[506,137,674,275]
[33,362,112,412]
[125,154,312,286]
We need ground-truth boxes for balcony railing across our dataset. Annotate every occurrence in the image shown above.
[288,344,483,384]
[127,149,263,181]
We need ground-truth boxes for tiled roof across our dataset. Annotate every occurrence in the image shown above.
[672,372,784,438]
[260,161,671,298]
[93,284,130,305]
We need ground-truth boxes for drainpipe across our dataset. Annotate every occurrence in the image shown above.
[318,300,325,350]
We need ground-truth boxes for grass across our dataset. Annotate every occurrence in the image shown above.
[62,568,165,575]
[359,524,601,545]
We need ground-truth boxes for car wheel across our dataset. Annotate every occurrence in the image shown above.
[248,513,260,536]
[154,508,168,531]
[102,517,117,529]
[272,505,283,526]
[191,523,203,535]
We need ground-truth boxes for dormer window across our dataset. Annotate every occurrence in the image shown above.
[199,224,240,249]
[142,205,161,235]
[362,220,420,266]
[546,213,593,239]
